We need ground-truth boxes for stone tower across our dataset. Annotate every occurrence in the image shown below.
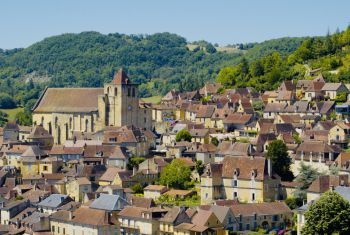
[98,69,139,128]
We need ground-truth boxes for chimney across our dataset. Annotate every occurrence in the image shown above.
[267,158,272,177]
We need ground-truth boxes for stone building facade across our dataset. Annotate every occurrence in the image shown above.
[32,69,151,144]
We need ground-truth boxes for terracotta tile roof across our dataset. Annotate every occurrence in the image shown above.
[52,207,115,226]
[217,141,250,156]
[307,175,349,193]
[28,126,52,139]
[49,145,83,155]
[222,156,267,181]
[223,113,252,124]
[195,105,216,118]
[128,196,156,208]
[189,128,209,138]
[306,81,325,92]
[33,88,104,113]
[110,68,130,85]
[321,83,343,91]
[202,163,223,177]
[99,167,121,182]
[264,103,287,112]
[191,209,218,227]
[175,223,208,233]
[230,202,292,217]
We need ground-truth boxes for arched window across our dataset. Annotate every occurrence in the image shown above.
[41,116,44,125]
[114,87,118,96]
[55,117,58,127]
[48,122,52,135]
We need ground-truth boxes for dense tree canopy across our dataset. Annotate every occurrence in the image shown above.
[303,191,350,234]
[175,129,192,142]
[159,159,192,189]
[266,140,294,181]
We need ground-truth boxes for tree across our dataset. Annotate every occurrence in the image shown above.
[175,129,192,142]
[15,111,32,126]
[0,93,16,109]
[211,137,219,146]
[159,159,192,189]
[302,191,350,234]
[131,183,144,194]
[295,162,320,190]
[126,157,145,170]
[266,140,294,181]
[335,92,348,103]
[195,160,205,176]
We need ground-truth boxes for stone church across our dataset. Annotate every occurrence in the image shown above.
[32,69,152,144]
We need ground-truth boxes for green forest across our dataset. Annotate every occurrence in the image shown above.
[217,27,350,91]
[0,28,349,125]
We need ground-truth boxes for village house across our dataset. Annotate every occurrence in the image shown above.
[50,206,118,235]
[200,156,281,204]
[144,185,168,200]
[321,82,349,100]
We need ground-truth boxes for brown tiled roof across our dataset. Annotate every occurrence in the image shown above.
[191,210,215,227]
[195,105,216,118]
[222,156,267,181]
[33,88,104,113]
[72,207,114,225]
[202,163,223,177]
[175,223,208,233]
[230,202,292,216]
[321,83,342,91]
[28,126,52,139]
[177,158,196,167]
[128,196,156,208]
[307,175,349,193]
[99,167,121,182]
[264,103,287,112]
[49,145,83,155]
[110,68,130,85]
[223,113,252,124]
[306,81,325,92]
[189,128,209,138]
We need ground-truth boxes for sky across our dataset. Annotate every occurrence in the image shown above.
[0,0,349,49]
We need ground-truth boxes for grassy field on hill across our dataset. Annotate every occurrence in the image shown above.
[0,107,24,121]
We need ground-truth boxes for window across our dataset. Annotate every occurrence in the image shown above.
[58,227,60,233]
[128,88,131,96]
[115,87,118,96]
[252,193,255,201]
[233,180,238,187]
[246,224,250,230]
[51,226,55,232]
[205,193,208,199]
[43,166,48,171]
[132,88,135,97]
[63,228,65,234]
[234,192,238,198]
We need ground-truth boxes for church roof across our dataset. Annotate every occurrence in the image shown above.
[33,88,104,113]
[110,69,130,85]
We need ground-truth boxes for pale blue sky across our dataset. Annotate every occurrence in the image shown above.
[0,0,349,49]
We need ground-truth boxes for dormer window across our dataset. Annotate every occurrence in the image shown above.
[234,168,240,176]
[251,169,257,178]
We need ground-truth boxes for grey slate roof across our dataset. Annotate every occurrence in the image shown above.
[89,193,129,211]
[38,194,69,208]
